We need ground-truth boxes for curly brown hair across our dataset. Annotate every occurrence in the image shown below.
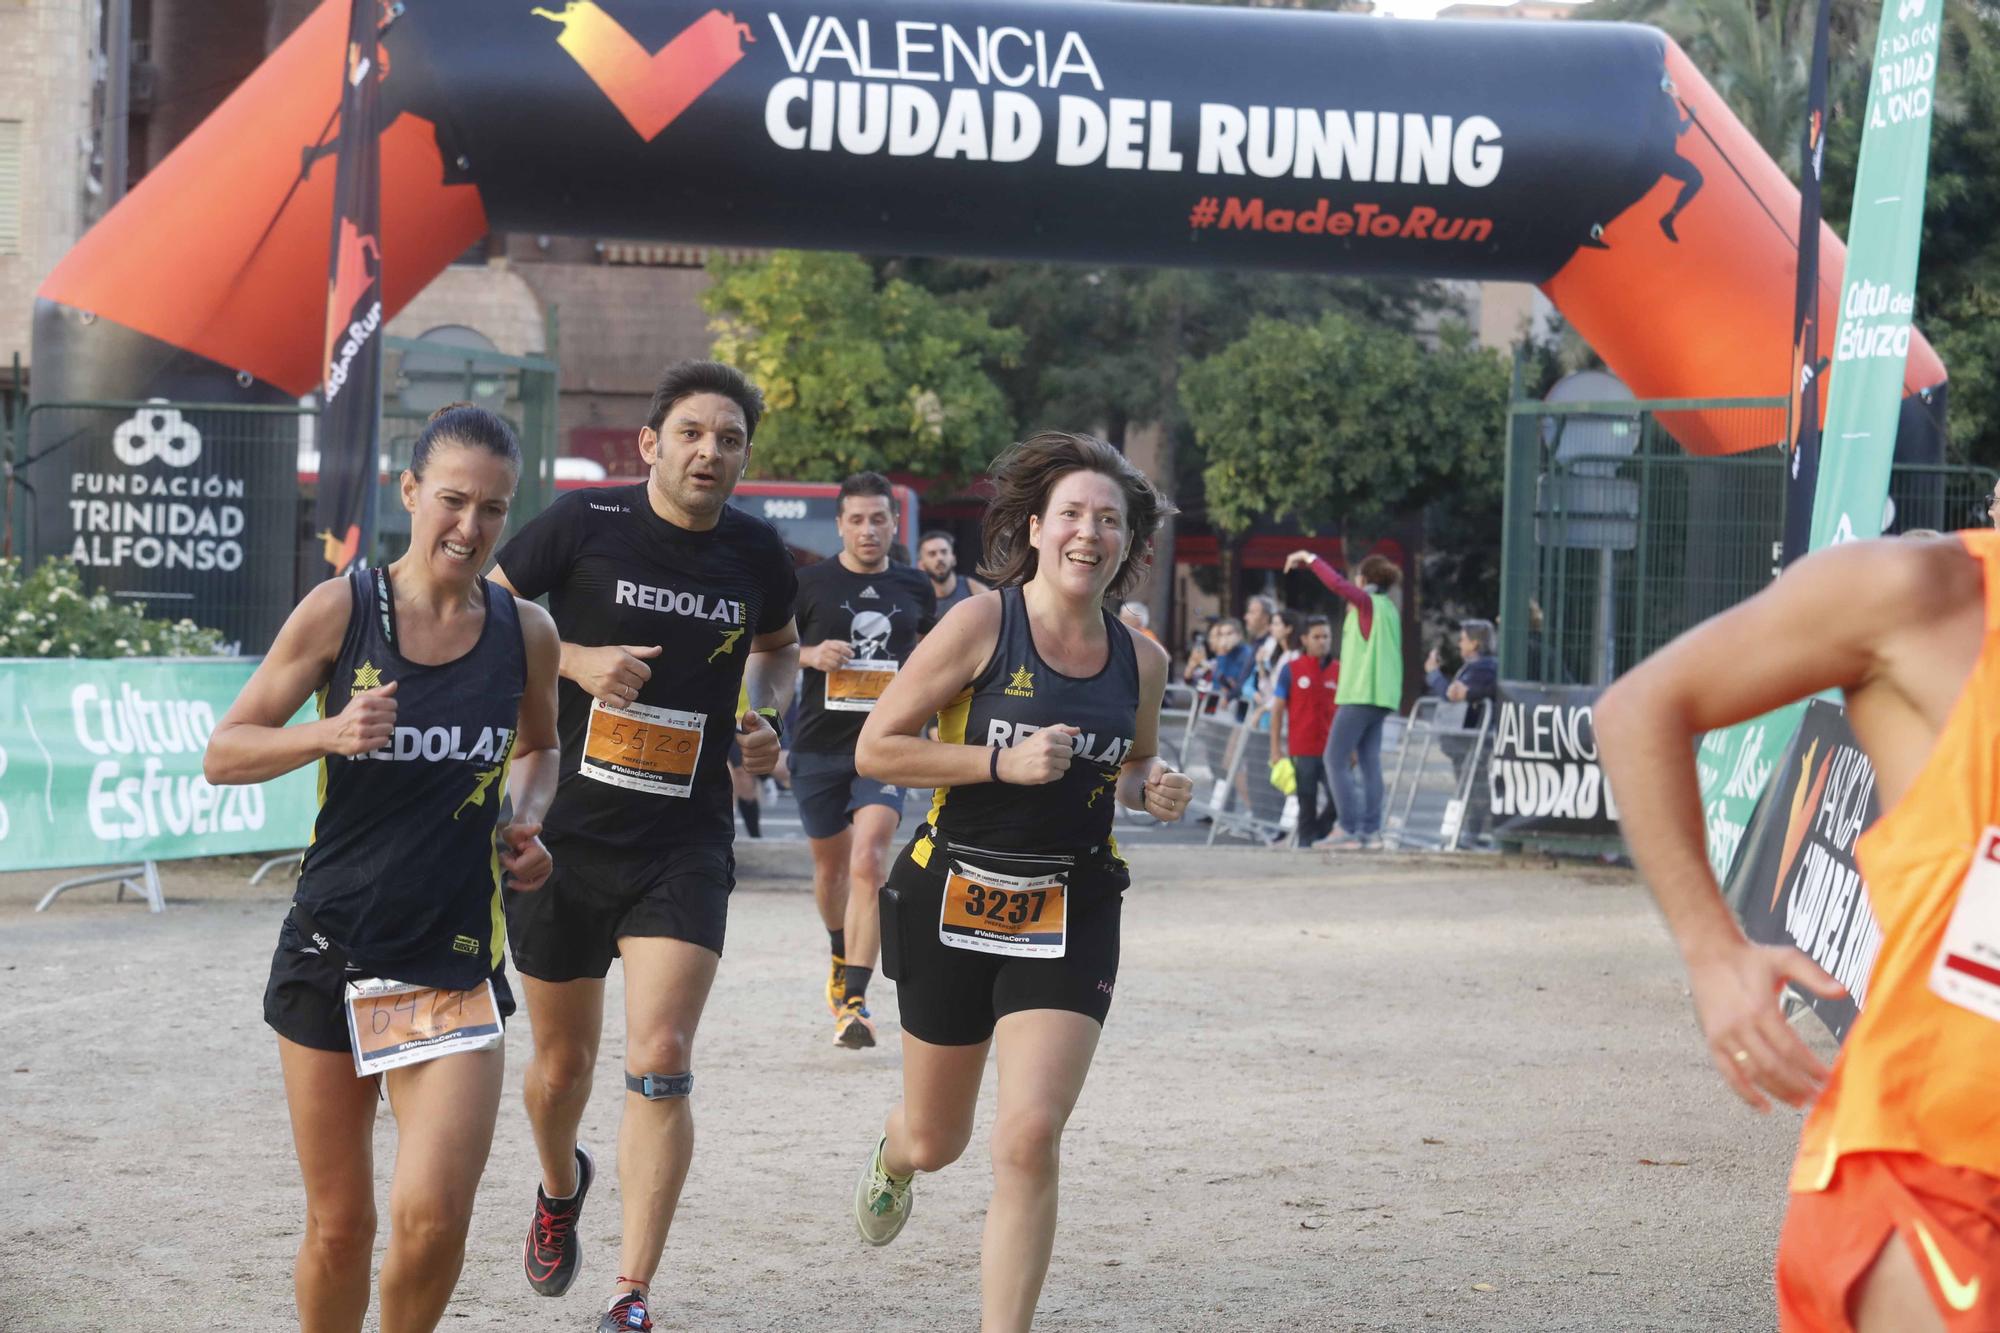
[1358,554,1402,591]
[977,432,1174,600]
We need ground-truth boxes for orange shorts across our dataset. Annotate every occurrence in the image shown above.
[1777,1152,2000,1333]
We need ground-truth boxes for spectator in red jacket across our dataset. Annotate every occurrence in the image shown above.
[1269,616,1339,847]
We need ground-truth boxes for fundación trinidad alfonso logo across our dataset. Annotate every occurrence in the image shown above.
[534,2,754,142]
[114,400,203,469]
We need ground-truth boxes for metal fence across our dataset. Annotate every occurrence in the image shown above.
[1499,396,1999,685]
[2,336,559,654]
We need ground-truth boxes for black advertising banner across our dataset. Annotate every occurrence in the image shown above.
[391,1,1676,284]
[1731,698,1882,1039]
[32,401,297,654]
[1780,0,1833,567]
[315,0,388,577]
[1489,682,1620,838]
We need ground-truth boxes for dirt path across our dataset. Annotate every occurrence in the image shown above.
[0,846,1822,1331]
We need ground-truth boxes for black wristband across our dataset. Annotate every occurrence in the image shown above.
[989,744,1003,783]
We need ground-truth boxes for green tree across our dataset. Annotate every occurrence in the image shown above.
[1182,313,1510,539]
[704,251,1023,482]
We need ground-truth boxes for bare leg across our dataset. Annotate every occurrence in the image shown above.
[519,975,606,1196]
[981,1010,1102,1333]
[612,935,719,1293]
[880,1029,989,1177]
[277,1037,381,1333]
[377,1045,506,1332]
[1853,1231,1948,1333]
[841,804,900,976]
[809,826,854,935]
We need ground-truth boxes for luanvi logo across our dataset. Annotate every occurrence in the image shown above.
[534,3,754,141]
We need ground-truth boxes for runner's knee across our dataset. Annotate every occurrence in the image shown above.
[529,1039,597,1097]
[626,1029,695,1079]
[990,1107,1065,1179]
[902,1121,973,1173]
[387,1195,472,1256]
[303,1201,376,1263]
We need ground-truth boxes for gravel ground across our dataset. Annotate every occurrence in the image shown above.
[0,844,1826,1332]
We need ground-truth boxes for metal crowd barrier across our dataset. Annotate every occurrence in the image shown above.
[1175,685,1293,846]
[1382,696,1495,853]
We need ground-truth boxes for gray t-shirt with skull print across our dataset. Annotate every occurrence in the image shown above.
[792,557,936,755]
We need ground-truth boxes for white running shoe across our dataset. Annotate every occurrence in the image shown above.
[853,1135,914,1246]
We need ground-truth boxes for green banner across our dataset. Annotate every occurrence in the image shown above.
[1810,0,1944,547]
[0,658,316,872]
[1700,0,1942,886]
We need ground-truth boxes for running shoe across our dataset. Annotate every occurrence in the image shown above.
[598,1288,652,1331]
[523,1143,595,1297]
[826,954,847,1017]
[853,1135,914,1246]
[834,996,877,1049]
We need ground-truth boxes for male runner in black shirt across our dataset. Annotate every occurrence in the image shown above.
[795,473,936,1047]
[492,361,799,1333]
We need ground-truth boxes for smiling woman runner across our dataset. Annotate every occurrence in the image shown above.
[203,404,561,1333]
[848,431,1194,1331]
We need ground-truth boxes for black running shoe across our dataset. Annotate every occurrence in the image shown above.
[524,1143,595,1296]
[598,1288,653,1331]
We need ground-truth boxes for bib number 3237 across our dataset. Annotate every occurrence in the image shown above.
[939,862,1067,959]
[1930,825,2000,1023]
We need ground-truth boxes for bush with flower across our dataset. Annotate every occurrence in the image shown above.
[0,557,228,658]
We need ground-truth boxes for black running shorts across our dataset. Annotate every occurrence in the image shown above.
[263,915,516,1055]
[505,841,735,981]
[881,832,1126,1047]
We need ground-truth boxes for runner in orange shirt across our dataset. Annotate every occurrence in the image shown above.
[1597,531,2000,1333]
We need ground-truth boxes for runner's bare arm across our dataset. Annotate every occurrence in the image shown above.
[489,563,661,707]
[498,599,563,892]
[1595,541,1928,1111]
[744,620,800,715]
[857,592,1008,789]
[204,579,378,785]
[1116,630,1191,819]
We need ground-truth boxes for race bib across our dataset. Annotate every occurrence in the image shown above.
[939,861,1068,959]
[826,659,898,712]
[579,698,704,797]
[345,977,503,1078]
[1930,826,2000,1023]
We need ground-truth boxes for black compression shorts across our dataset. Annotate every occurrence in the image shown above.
[505,840,735,981]
[263,915,516,1054]
[880,831,1126,1046]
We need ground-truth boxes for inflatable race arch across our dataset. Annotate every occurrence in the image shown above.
[33,0,1945,464]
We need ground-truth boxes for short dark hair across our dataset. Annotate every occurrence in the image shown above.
[1358,553,1401,591]
[978,431,1175,600]
[1304,614,1332,633]
[411,402,521,479]
[837,471,894,516]
[918,529,955,550]
[645,360,764,440]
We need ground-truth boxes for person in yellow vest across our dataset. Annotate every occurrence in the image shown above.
[1285,550,1403,850]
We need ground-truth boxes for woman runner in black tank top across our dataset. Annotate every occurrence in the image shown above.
[203,406,561,1333]
[844,432,1193,1328]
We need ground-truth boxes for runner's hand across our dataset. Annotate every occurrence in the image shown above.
[738,708,781,776]
[571,643,661,708]
[324,679,397,756]
[1143,766,1193,822]
[498,821,552,893]
[803,640,855,673]
[1687,939,1845,1112]
[999,725,1078,784]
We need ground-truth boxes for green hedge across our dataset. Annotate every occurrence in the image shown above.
[0,558,227,658]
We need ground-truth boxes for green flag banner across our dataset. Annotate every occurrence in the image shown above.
[1810,0,1944,547]
[0,658,316,872]
[1701,0,1942,890]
